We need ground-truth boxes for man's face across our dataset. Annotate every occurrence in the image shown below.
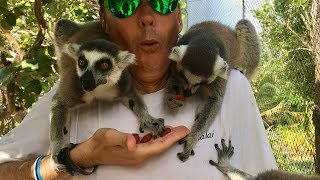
[101,0,183,79]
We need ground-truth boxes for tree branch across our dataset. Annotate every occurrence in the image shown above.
[0,47,17,58]
[0,27,25,61]
[284,21,311,50]
[287,47,312,53]
[24,0,47,59]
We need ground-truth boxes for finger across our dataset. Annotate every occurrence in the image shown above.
[160,126,190,143]
[126,135,137,152]
[138,126,190,156]
[102,129,137,150]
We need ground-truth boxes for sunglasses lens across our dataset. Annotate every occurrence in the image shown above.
[105,0,140,18]
[147,0,179,14]
[105,0,179,18]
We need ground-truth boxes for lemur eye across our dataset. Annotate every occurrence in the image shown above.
[78,56,87,67]
[179,71,188,84]
[195,80,208,86]
[100,62,109,70]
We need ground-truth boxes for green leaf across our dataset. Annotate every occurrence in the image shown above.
[46,2,59,16]
[38,57,52,77]
[13,7,23,17]
[0,6,8,14]
[42,0,53,5]
[25,79,42,95]
[16,71,33,87]
[21,60,39,70]
[0,18,12,30]
[24,94,36,108]
[5,12,17,26]
[0,67,14,85]
[25,2,32,7]
[47,45,55,57]
[0,0,7,9]
[33,49,53,76]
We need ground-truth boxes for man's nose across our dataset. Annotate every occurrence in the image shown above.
[138,0,154,27]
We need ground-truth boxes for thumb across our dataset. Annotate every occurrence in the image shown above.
[101,128,137,151]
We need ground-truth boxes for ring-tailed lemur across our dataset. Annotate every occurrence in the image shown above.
[210,139,320,180]
[51,19,165,171]
[164,19,260,162]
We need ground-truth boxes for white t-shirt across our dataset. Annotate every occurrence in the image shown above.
[0,70,277,180]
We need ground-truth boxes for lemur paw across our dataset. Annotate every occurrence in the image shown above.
[177,136,196,162]
[51,148,66,172]
[166,94,184,109]
[209,139,234,173]
[51,142,76,172]
[140,117,165,137]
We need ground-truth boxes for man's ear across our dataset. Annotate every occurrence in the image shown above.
[177,7,183,33]
[117,51,136,69]
[99,10,109,33]
[169,45,188,62]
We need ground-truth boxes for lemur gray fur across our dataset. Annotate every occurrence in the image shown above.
[210,139,320,180]
[51,19,165,171]
[164,19,260,162]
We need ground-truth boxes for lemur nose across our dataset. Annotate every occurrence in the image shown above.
[80,71,96,91]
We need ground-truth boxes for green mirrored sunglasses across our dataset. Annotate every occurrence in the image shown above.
[104,0,179,18]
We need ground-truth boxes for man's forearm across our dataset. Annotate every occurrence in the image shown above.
[0,158,36,179]
[0,156,69,180]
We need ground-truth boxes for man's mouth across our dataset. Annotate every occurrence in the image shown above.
[139,40,160,52]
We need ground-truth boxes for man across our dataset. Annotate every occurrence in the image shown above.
[0,0,277,179]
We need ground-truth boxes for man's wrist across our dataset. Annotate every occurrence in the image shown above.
[34,155,69,179]
[58,143,97,175]
[69,141,97,168]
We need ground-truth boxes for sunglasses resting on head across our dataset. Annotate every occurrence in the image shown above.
[103,0,179,18]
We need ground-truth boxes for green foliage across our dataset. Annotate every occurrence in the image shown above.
[253,0,314,109]
[268,116,315,174]
[0,0,99,136]
[252,0,316,173]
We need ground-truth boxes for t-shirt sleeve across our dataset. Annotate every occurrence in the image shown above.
[0,83,58,163]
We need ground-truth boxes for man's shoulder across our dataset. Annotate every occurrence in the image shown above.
[225,69,254,98]
[229,69,249,83]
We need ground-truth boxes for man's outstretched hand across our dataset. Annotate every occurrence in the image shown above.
[69,126,190,168]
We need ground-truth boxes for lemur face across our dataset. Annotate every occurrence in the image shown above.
[66,39,136,91]
[169,44,228,96]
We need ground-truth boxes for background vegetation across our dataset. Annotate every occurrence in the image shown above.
[253,0,319,173]
[0,0,319,174]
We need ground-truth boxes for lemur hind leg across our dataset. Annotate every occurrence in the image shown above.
[209,139,254,180]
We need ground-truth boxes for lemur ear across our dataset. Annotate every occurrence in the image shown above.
[117,50,136,69]
[169,45,188,62]
[65,43,81,59]
[213,55,229,80]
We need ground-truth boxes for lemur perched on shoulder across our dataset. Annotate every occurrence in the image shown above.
[211,139,320,180]
[164,19,260,162]
[51,19,165,171]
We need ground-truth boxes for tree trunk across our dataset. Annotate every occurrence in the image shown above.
[312,0,320,173]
